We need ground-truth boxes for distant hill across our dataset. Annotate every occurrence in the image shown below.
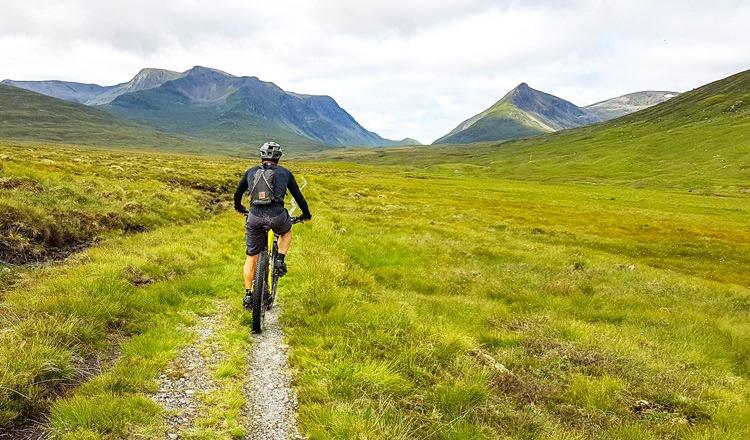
[4,66,410,148]
[333,69,750,190]
[105,66,397,147]
[391,138,422,146]
[0,84,199,150]
[434,84,680,145]
[585,91,679,121]
[434,83,600,144]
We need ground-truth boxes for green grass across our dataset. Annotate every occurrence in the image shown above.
[0,209,239,430]
[276,164,749,439]
[1,151,747,438]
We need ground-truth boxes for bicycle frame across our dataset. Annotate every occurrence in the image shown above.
[266,229,279,298]
[251,215,301,333]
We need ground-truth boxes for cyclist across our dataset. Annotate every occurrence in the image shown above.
[234,141,311,309]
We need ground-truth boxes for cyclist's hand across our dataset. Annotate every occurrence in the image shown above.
[300,212,312,222]
[235,207,249,215]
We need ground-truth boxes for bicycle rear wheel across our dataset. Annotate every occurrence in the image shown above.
[252,250,269,333]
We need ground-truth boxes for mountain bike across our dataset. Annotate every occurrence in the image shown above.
[251,215,303,333]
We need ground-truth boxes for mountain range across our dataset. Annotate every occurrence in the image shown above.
[2,67,418,149]
[2,66,680,149]
[434,84,678,144]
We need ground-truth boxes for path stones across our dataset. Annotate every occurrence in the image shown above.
[245,306,304,440]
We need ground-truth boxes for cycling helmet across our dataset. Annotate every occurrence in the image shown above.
[259,141,283,161]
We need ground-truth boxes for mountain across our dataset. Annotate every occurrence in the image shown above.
[0,83,203,150]
[392,138,422,146]
[2,68,183,105]
[433,83,601,144]
[433,84,682,145]
[104,66,395,147]
[344,69,750,189]
[4,66,405,148]
[585,91,679,121]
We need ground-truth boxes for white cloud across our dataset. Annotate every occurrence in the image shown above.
[1,0,749,142]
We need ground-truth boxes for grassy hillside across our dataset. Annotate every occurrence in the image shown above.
[0,85,331,156]
[0,85,189,149]
[435,101,547,144]
[328,69,750,192]
[0,147,747,438]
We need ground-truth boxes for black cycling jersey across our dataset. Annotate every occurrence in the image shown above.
[234,162,310,218]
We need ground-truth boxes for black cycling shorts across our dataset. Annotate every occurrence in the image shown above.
[245,210,292,256]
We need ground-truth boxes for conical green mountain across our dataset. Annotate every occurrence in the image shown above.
[434,83,601,144]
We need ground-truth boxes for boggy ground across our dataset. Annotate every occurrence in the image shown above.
[282,163,750,439]
[1,145,748,439]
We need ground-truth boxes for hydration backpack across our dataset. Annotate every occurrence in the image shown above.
[250,168,276,205]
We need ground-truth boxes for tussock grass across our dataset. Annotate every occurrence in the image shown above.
[280,165,749,438]
[0,142,239,264]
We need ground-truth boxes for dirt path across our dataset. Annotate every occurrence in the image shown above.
[244,307,302,439]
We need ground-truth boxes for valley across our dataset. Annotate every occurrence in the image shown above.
[0,64,748,439]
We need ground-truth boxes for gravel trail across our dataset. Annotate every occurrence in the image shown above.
[153,311,225,439]
[245,306,302,439]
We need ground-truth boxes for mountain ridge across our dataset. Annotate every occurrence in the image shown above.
[0,83,209,151]
[3,66,407,148]
[585,90,679,121]
[2,68,183,105]
[104,66,395,147]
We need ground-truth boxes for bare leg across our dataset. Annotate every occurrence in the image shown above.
[278,229,292,255]
[243,254,259,289]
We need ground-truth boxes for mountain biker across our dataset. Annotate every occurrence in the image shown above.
[234,141,311,309]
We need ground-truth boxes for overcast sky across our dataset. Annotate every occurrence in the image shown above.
[2,0,749,143]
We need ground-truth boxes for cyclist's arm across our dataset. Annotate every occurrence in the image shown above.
[287,173,311,219]
[234,171,249,214]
